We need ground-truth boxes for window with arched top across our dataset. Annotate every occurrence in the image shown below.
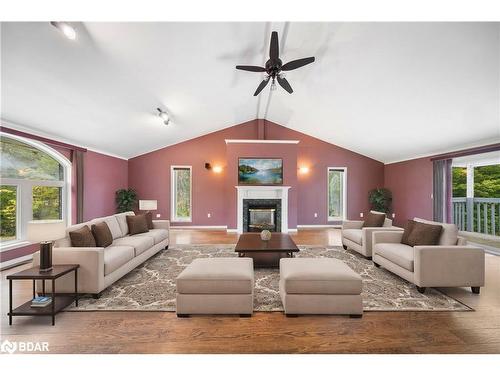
[0,133,71,250]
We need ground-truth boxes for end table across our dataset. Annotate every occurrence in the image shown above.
[7,264,79,326]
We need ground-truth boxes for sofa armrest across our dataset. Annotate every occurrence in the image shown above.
[153,220,170,231]
[33,247,105,294]
[457,236,468,246]
[362,227,404,253]
[414,245,485,287]
[342,220,364,230]
[372,230,404,246]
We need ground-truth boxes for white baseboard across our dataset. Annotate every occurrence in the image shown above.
[297,224,341,229]
[287,228,298,232]
[170,225,228,230]
[226,229,238,233]
[0,254,33,271]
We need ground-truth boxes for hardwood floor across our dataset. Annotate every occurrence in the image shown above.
[1,229,500,354]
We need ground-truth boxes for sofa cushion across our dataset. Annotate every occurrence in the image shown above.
[101,216,122,240]
[280,258,362,295]
[112,236,154,256]
[135,229,168,245]
[104,246,135,276]
[414,218,458,246]
[91,222,113,248]
[127,214,149,235]
[406,221,443,246]
[342,229,362,245]
[145,211,154,230]
[363,212,386,227]
[375,243,414,271]
[69,225,96,247]
[176,258,254,294]
[114,212,135,236]
[401,220,417,246]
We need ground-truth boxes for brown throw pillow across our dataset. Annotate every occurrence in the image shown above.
[406,221,443,247]
[363,212,386,227]
[127,214,149,235]
[69,225,96,247]
[401,220,417,246]
[91,222,113,248]
[145,211,154,230]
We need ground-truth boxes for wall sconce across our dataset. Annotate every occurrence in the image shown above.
[299,166,309,174]
[205,163,222,173]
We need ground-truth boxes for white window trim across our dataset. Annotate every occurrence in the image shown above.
[0,132,72,252]
[327,167,347,222]
[170,165,192,222]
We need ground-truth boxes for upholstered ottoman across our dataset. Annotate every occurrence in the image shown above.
[176,258,254,317]
[279,258,363,317]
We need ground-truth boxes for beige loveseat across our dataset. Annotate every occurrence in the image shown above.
[372,218,485,294]
[33,211,169,297]
[341,211,402,258]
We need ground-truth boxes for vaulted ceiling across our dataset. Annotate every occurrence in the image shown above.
[1,22,499,162]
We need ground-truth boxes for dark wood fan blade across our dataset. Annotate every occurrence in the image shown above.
[277,76,293,94]
[281,57,315,71]
[253,78,270,96]
[236,65,266,72]
[269,31,279,60]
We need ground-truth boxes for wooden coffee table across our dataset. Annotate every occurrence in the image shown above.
[235,233,300,268]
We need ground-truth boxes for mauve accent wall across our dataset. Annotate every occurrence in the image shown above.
[128,119,385,227]
[83,151,128,222]
[265,122,385,224]
[384,156,433,227]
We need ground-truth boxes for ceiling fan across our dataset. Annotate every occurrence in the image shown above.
[236,31,315,96]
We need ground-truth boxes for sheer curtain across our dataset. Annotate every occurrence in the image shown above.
[432,159,452,223]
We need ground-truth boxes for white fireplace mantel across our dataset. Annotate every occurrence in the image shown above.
[235,186,291,234]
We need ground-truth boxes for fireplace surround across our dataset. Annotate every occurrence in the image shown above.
[235,186,291,234]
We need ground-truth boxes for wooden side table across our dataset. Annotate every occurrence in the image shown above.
[7,264,79,326]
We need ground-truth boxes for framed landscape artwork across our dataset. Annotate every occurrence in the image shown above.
[238,158,283,185]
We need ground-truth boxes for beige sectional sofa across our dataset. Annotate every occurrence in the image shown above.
[372,218,485,294]
[341,211,402,258]
[33,211,169,296]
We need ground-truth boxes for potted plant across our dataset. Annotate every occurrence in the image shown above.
[115,188,138,213]
[368,188,392,214]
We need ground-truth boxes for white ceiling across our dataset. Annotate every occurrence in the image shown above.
[1,22,499,162]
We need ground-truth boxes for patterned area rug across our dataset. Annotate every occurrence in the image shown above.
[67,244,471,312]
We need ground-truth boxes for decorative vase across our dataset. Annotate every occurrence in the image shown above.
[260,230,272,241]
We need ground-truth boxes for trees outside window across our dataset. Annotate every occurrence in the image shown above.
[0,134,70,246]
[171,166,192,222]
[328,167,346,221]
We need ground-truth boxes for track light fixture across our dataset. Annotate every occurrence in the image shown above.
[157,108,170,125]
[50,22,77,40]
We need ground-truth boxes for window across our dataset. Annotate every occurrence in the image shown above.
[171,166,192,222]
[328,167,347,221]
[0,134,71,249]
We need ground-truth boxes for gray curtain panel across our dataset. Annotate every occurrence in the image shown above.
[433,159,452,223]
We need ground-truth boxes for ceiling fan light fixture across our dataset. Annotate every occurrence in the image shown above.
[50,22,77,40]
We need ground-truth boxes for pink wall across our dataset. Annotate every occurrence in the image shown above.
[128,120,260,226]
[128,119,385,228]
[384,156,433,227]
[265,122,385,224]
[83,151,129,222]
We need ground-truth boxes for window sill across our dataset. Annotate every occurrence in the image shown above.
[0,240,32,252]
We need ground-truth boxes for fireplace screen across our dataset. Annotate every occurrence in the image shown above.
[248,208,276,231]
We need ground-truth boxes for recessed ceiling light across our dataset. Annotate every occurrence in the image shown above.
[157,108,170,125]
[50,22,77,40]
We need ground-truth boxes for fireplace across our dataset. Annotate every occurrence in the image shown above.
[243,199,281,232]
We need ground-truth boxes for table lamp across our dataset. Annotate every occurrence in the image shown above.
[139,200,158,211]
[27,220,66,273]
